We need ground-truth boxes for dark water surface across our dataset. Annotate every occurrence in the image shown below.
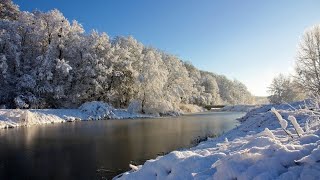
[0,112,244,180]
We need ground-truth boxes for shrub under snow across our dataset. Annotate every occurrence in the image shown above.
[79,101,116,120]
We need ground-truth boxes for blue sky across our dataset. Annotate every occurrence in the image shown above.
[14,0,320,96]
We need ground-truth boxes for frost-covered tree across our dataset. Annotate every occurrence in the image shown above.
[214,75,253,105]
[184,62,203,104]
[162,54,193,109]
[134,48,170,114]
[295,25,320,94]
[72,31,113,105]
[268,74,304,104]
[0,0,20,20]
[200,72,221,105]
[0,0,255,112]
[110,36,143,107]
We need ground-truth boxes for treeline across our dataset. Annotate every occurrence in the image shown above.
[0,1,254,114]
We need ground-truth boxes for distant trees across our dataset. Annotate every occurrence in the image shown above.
[268,74,304,104]
[0,0,255,113]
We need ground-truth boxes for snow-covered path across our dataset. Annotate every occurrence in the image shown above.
[116,101,320,180]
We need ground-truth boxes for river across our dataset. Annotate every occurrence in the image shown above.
[0,111,244,180]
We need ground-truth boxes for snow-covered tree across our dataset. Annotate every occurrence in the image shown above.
[295,25,320,94]
[200,72,221,105]
[0,0,255,112]
[0,0,20,20]
[268,74,305,104]
[110,36,144,107]
[134,48,170,114]
[162,54,193,109]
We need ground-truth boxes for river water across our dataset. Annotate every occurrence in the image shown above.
[0,111,244,180]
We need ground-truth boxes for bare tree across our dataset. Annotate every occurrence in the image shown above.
[295,25,320,94]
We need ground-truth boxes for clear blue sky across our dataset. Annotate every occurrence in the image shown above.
[14,0,320,96]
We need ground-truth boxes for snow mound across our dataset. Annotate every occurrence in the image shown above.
[79,101,116,120]
[19,110,65,125]
[0,109,64,128]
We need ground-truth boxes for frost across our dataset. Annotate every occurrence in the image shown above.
[288,115,304,137]
[18,74,36,89]
[261,128,276,140]
[271,107,288,129]
[305,120,310,133]
[127,100,142,113]
[14,96,29,109]
[56,58,72,75]
[0,55,8,75]
[129,164,139,171]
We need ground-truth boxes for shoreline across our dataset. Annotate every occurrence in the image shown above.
[0,108,154,129]
[0,104,251,130]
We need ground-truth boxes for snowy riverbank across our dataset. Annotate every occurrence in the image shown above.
[116,100,320,179]
[0,101,206,129]
[0,101,152,129]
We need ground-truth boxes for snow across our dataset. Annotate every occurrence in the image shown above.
[0,109,65,128]
[0,101,151,129]
[127,100,142,114]
[115,100,320,180]
[271,107,288,129]
[79,101,116,120]
[288,115,305,136]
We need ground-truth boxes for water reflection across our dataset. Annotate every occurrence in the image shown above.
[0,112,244,179]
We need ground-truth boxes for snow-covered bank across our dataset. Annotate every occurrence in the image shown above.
[116,100,320,179]
[0,101,152,129]
[0,101,206,129]
[221,104,258,112]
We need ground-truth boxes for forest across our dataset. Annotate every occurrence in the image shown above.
[0,1,254,114]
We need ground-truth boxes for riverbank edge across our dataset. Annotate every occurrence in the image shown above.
[0,101,211,129]
[0,108,155,129]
